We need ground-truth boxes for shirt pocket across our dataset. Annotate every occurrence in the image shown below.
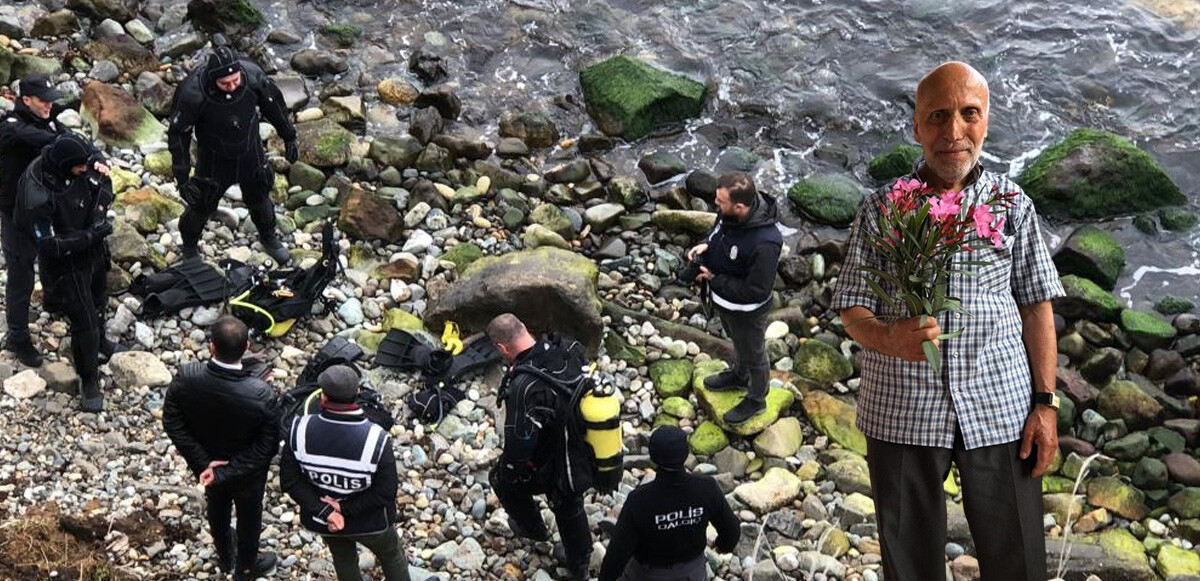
[972,232,1015,294]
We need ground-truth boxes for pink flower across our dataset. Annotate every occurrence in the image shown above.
[929,192,963,223]
[887,178,925,206]
[972,204,996,238]
[989,216,1006,247]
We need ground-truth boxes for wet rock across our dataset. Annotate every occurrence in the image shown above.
[86,34,159,75]
[608,177,648,209]
[499,110,559,149]
[582,203,625,231]
[802,391,867,456]
[1165,453,1200,486]
[290,49,349,76]
[1097,379,1162,430]
[377,78,419,106]
[408,106,443,145]
[294,119,355,167]
[413,85,462,120]
[649,359,692,398]
[1018,128,1185,220]
[69,0,139,22]
[1121,309,1177,352]
[368,135,423,170]
[787,174,864,228]
[1087,476,1147,521]
[80,81,165,148]
[321,95,365,131]
[651,209,715,236]
[579,55,706,141]
[338,188,404,244]
[1044,529,1155,581]
[638,151,687,184]
[407,45,447,83]
[868,143,922,182]
[1052,226,1125,290]
[32,10,80,37]
[793,339,853,388]
[544,160,592,184]
[1054,274,1123,322]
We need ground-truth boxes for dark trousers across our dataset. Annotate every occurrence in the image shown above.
[180,143,277,248]
[42,252,108,393]
[619,555,706,581]
[206,471,268,573]
[1,211,37,344]
[716,304,770,402]
[489,465,592,569]
[323,528,412,581]
[866,432,1045,581]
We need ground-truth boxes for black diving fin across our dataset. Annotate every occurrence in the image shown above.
[376,328,440,372]
[445,336,502,383]
[134,256,230,317]
[297,336,366,388]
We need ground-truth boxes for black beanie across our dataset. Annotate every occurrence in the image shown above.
[44,134,93,177]
[649,426,689,470]
[204,46,243,85]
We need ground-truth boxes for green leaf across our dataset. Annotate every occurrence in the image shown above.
[903,295,923,317]
[936,328,965,340]
[865,278,900,311]
[923,340,941,374]
[861,266,904,289]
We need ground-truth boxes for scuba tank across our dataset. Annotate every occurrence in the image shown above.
[578,366,623,493]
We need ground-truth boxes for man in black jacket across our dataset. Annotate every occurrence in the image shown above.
[486,313,592,581]
[162,315,278,580]
[168,42,296,263]
[0,74,68,367]
[17,134,122,411]
[280,365,411,581]
[686,172,782,425]
[599,426,740,581]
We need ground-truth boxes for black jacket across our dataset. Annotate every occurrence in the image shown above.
[280,404,398,536]
[705,193,783,310]
[599,470,740,581]
[18,152,112,268]
[167,58,295,184]
[0,101,67,214]
[499,340,568,474]
[162,360,279,486]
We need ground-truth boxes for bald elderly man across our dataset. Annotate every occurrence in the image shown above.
[832,62,1063,580]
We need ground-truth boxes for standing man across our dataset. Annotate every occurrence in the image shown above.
[168,40,297,263]
[279,365,412,581]
[486,313,592,581]
[685,171,782,425]
[832,61,1063,580]
[0,74,68,367]
[598,426,740,581]
[17,134,120,411]
[162,315,278,580]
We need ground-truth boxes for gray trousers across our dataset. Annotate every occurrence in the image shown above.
[866,431,1045,581]
[715,304,770,401]
[619,555,707,581]
[323,527,412,581]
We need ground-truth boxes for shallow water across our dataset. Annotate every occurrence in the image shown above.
[271,0,1200,309]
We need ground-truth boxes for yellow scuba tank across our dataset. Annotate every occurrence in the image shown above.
[579,369,623,490]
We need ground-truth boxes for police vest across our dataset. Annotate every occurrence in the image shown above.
[290,413,390,534]
[704,218,782,311]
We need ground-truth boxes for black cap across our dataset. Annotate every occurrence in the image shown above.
[318,364,360,404]
[204,46,243,85]
[44,134,93,177]
[17,74,61,102]
[649,426,689,470]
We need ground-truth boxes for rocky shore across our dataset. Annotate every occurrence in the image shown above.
[1,1,1199,581]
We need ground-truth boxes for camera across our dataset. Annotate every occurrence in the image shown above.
[677,253,706,284]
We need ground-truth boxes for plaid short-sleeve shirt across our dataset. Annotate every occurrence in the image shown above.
[831,159,1065,450]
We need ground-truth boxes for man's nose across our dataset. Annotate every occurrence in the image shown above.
[943,114,966,142]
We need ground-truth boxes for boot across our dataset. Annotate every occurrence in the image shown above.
[703,367,747,392]
[5,336,43,367]
[79,380,104,413]
[181,242,200,259]
[216,534,236,574]
[724,369,769,425]
[260,236,291,266]
[553,543,590,581]
[508,515,550,542]
[99,338,128,364]
[233,552,277,581]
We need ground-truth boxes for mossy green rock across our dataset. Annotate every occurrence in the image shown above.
[604,332,645,366]
[383,308,423,333]
[1160,208,1198,232]
[688,420,728,456]
[1157,295,1195,316]
[801,391,867,456]
[442,242,483,271]
[1053,225,1125,290]
[650,359,693,398]
[114,188,184,233]
[368,135,423,169]
[826,455,872,495]
[1017,128,1185,220]
[143,150,173,178]
[579,55,706,141]
[529,203,576,238]
[289,162,327,193]
[1157,544,1200,579]
[318,23,363,48]
[1097,379,1163,430]
[1104,432,1150,461]
[662,396,696,420]
[651,209,717,236]
[867,144,922,182]
[653,413,680,429]
[108,221,166,269]
[0,46,15,86]
[1047,529,1155,581]
[1087,476,1148,520]
[793,340,853,388]
[1042,476,1076,494]
[1054,274,1123,322]
[108,167,141,195]
[295,204,332,227]
[693,360,796,437]
[1121,309,1177,352]
[79,85,165,148]
[295,119,355,168]
[11,54,62,79]
[186,0,265,36]
[355,330,385,354]
[1171,488,1200,519]
[786,174,865,228]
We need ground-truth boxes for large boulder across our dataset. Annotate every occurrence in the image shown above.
[1053,275,1122,322]
[801,391,868,456]
[1017,128,1185,220]
[10,53,62,81]
[338,188,404,244]
[31,10,80,37]
[85,34,159,75]
[294,119,355,168]
[1097,379,1162,430]
[1086,476,1147,521]
[792,339,853,388]
[651,209,716,236]
[868,144,921,182]
[579,55,706,141]
[186,0,265,36]
[752,417,803,458]
[1120,309,1177,352]
[1052,226,1125,290]
[80,81,165,148]
[1044,529,1155,581]
[787,174,865,227]
[693,360,795,436]
[108,220,166,269]
[423,248,603,354]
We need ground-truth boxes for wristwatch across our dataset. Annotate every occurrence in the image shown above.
[1033,392,1060,410]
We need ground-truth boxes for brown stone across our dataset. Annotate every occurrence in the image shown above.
[80,80,165,147]
[1165,453,1200,486]
[337,188,403,243]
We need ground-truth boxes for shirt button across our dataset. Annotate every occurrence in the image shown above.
[952,351,959,358]
[955,313,962,319]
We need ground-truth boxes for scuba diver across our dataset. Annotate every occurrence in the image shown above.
[167,36,297,264]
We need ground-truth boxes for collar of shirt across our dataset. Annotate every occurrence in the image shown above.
[210,358,243,371]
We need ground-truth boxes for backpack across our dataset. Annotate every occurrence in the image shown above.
[275,337,394,439]
[503,335,624,495]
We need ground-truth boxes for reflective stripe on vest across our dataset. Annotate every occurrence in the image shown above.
[292,414,385,496]
[711,290,771,312]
